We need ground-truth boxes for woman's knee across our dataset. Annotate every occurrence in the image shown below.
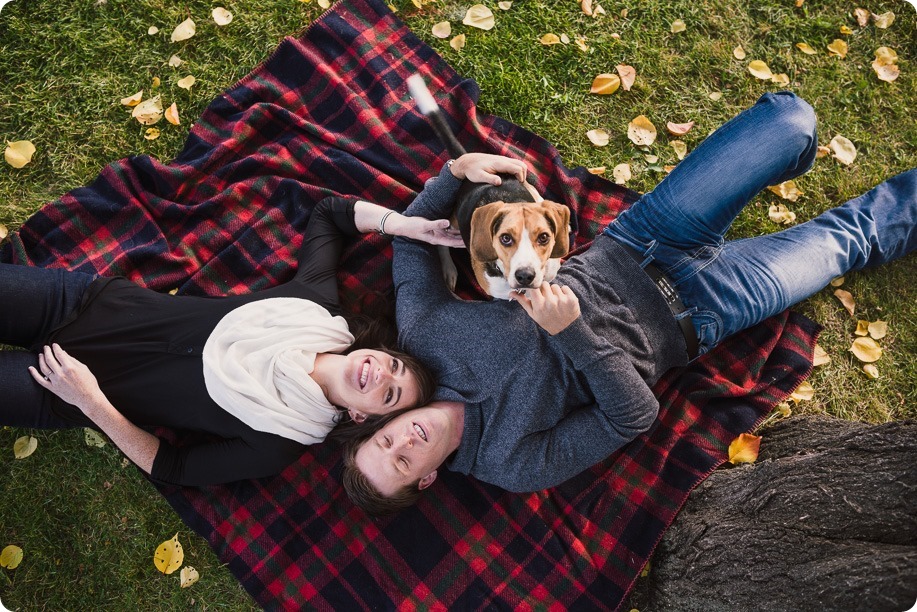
[764,92,817,141]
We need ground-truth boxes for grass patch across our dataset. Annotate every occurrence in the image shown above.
[1,0,914,608]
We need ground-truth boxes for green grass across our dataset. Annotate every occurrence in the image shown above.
[1,0,914,608]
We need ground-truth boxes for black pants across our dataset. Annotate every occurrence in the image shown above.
[0,263,94,428]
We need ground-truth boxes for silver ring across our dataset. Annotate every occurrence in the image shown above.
[43,375,50,381]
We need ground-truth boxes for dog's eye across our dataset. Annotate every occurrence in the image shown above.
[537,233,550,246]
[499,234,514,246]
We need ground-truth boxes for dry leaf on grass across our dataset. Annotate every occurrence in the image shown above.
[666,121,694,136]
[212,7,233,26]
[855,320,870,336]
[768,204,796,225]
[709,92,723,101]
[432,21,451,38]
[85,428,107,447]
[853,7,870,26]
[13,436,37,459]
[153,534,184,575]
[144,127,161,140]
[498,1,512,9]
[148,26,159,35]
[733,45,746,60]
[872,11,895,28]
[868,320,888,339]
[170,18,196,42]
[587,166,606,175]
[796,42,817,55]
[670,140,687,160]
[539,33,561,45]
[829,135,856,165]
[748,60,772,80]
[813,344,831,366]
[177,75,196,89]
[132,96,163,125]
[616,64,636,90]
[450,34,466,51]
[850,337,882,362]
[830,276,845,287]
[165,102,180,125]
[816,145,831,158]
[612,163,631,185]
[863,364,880,379]
[463,4,495,30]
[767,180,803,202]
[180,566,200,588]
[168,55,183,67]
[4,140,36,168]
[0,545,23,570]
[586,129,609,146]
[670,19,686,33]
[827,39,848,58]
[834,288,855,316]
[790,380,815,402]
[627,115,657,146]
[590,73,620,95]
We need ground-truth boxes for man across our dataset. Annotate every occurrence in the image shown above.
[343,92,916,514]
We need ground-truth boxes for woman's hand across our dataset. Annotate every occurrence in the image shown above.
[29,344,105,414]
[383,215,464,247]
[510,283,581,335]
[449,153,528,186]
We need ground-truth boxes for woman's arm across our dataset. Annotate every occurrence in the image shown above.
[30,344,158,474]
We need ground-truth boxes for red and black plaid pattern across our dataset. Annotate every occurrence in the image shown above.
[1,0,819,608]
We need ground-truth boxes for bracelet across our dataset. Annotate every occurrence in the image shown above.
[378,210,395,236]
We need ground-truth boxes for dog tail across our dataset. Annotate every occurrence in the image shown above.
[407,74,467,159]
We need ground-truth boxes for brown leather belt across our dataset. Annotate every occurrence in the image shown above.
[621,244,699,360]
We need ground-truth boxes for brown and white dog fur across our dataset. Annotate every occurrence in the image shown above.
[439,177,570,300]
[406,75,572,299]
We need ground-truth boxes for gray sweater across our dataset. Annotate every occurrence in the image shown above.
[394,166,688,492]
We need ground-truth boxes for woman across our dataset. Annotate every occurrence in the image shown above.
[0,166,495,487]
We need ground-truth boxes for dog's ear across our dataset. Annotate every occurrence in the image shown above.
[469,202,505,262]
[543,201,571,258]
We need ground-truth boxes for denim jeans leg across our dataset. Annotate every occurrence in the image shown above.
[678,168,917,349]
[604,91,818,253]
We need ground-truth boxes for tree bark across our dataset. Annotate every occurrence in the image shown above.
[626,416,917,611]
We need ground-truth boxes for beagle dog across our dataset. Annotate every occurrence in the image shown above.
[439,177,570,300]
[407,74,571,300]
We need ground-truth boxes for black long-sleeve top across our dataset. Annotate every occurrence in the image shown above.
[47,197,359,486]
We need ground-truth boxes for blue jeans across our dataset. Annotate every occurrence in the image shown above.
[604,92,917,356]
[0,263,95,428]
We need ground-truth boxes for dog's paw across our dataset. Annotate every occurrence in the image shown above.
[438,247,458,291]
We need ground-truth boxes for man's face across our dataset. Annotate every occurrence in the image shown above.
[354,405,460,496]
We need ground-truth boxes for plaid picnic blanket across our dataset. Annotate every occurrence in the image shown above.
[1,0,819,608]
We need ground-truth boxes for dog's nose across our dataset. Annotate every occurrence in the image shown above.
[515,268,536,286]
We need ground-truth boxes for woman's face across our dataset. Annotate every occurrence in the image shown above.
[335,349,422,420]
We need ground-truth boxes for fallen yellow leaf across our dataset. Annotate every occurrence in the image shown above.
[85,428,107,448]
[0,223,8,241]
[839,25,853,35]
[733,45,746,60]
[148,26,159,35]
[151,77,160,88]
[872,11,895,28]
[863,364,880,379]
[574,37,589,52]
[592,3,606,17]
[670,19,686,33]
[165,102,180,125]
[775,402,792,418]
[587,166,606,175]
[170,18,196,43]
[666,121,694,136]
[561,33,571,44]
[827,39,848,59]
[670,140,687,160]
[830,276,844,287]
[872,61,899,83]
[177,75,196,90]
[874,47,898,66]
[586,129,610,146]
[854,320,870,336]
[590,73,620,95]
[4,140,36,168]
[853,7,870,27]
[13,436,37,459]
[168,54,183,67]
[144,127,161,140]
[180,566,200,588]
[709,91,723,101]
[768,203,796,225]
[771,73,790,86]
[581,0,594,15]
[132,95,163,125]
[463,4,495,30]
[796,42,817,55]
[616,64,636,91]
[153,534,184,575]
[431,21,451,39]
[833,288,855,316]
[612,163,631,185]
[813,344,831,366]
[850,337,882,363]
[498,1,512,9]
[767,180,803,202]
[212,7,233,25]
[816,145,831,158]
[790,380,815,403]
[868,320,888,340]
[627,115,657,147]
[829,135,856,165]
[0,545,23,570]
[747,60,773,80]
[120,90,143,106]
[450,34,466,51]
[539,33,561,45]
[643,154,658,163]
[728,433,761,464]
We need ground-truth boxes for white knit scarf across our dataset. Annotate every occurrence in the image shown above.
[202,298,354,444]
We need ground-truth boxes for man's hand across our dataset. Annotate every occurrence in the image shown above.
[449,153,528,186]
[29,344,106,414]
[510,283,581,335]
[384,215,464,247]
